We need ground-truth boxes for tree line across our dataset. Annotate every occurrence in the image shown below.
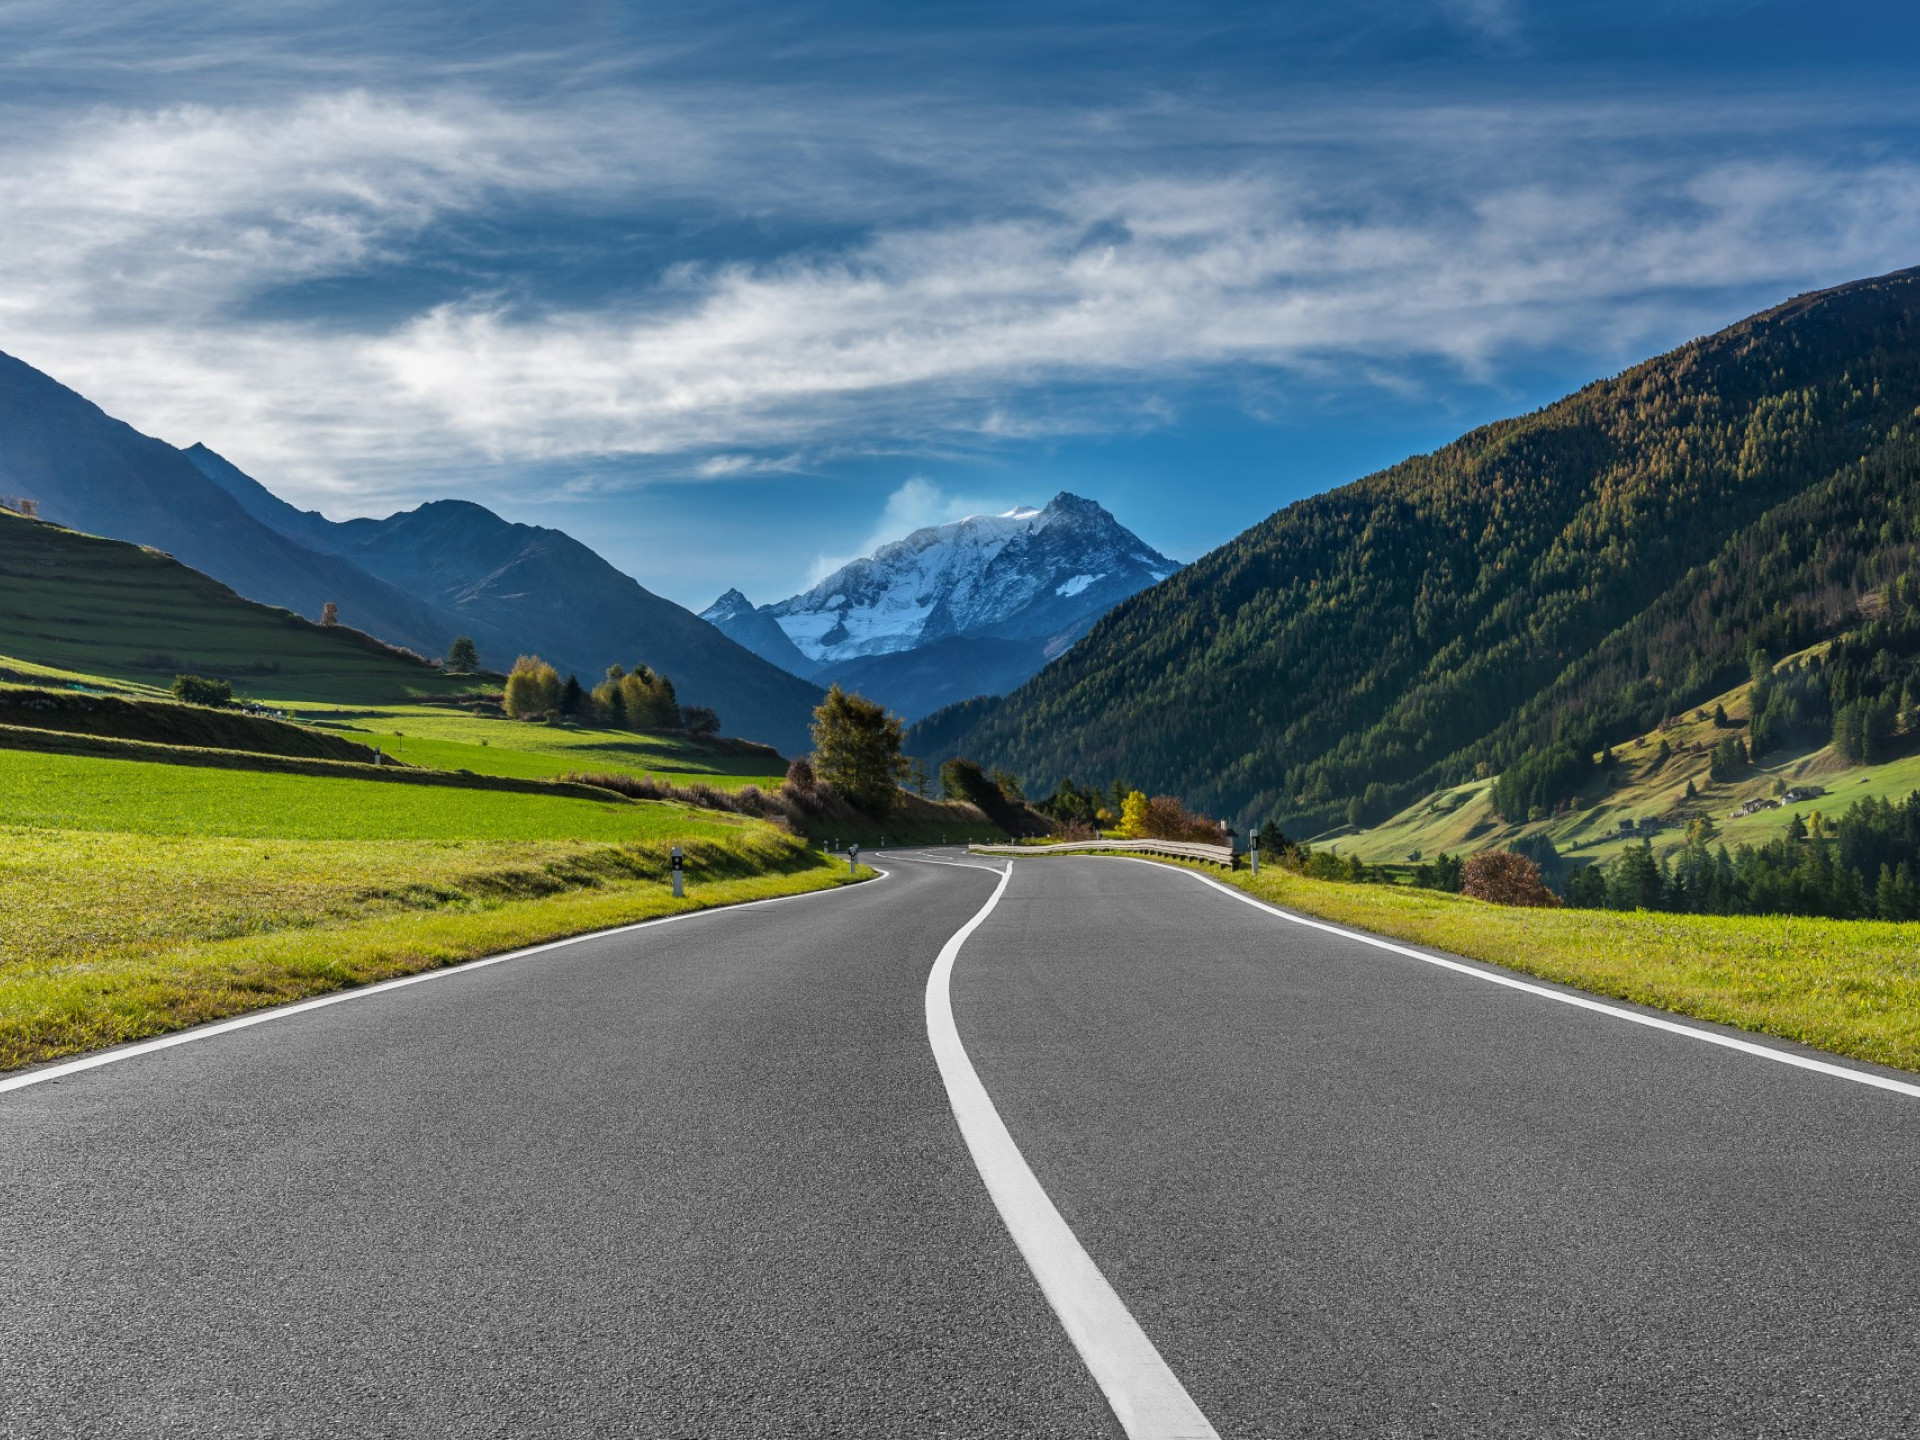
[918,270,1920,839]
[1560,789,1920,920]
[502,654,719,736]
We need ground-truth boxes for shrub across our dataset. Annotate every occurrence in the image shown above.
[786,757,816,791]
[682,705,721,737]
[1118,789,1221,842]
[1460,850,1561,907]
[170,674,232,708]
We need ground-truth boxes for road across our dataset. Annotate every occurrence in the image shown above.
[6,852,1920,1436]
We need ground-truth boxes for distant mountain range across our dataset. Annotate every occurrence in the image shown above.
[909,264,1920,835]
[702,493,1176,721]
[0,351,822,752]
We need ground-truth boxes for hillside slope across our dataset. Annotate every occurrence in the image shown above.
[0,507,471,703]
[917,264,1920,831]
[187,448,823,753]
[0,354,465,657]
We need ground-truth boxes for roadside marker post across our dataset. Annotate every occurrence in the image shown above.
[670,845,684,899]
[849,843,860,875]
[1249,834,1261,876]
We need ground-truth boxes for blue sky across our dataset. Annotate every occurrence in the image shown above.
[2,1,1917,607]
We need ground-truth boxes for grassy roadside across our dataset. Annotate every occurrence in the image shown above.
[2,830,869,1072]
[1038,852,1920,1074]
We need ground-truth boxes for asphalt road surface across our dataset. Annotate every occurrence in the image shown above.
[6,851,1920,1437]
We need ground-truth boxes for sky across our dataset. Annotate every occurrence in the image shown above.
[2,1,1918,608]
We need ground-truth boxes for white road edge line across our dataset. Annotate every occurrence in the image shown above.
[924,862,1220,1440]
[0,867,890,1097]
[892,853,1011,874]
[1104,855,1920,1101]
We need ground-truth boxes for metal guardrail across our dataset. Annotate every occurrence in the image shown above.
[968,838,1239,868]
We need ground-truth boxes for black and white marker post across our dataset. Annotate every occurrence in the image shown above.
[670,845,684,899]
[848,843,859,876]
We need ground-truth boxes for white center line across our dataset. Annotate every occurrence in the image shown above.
[924,862,1220,1440]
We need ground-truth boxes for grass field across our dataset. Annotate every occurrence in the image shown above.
[1342,645,1920,871]
[297,703,789,789]
[0,509,475,703]
[0,748,756,842]
[0,655,168,698]
[1,825,860,1071]
[1111,857,1920,1074]
[0,746,867,1071]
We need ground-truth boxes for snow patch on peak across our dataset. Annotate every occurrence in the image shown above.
[699,587,756,622]
[763,490,1176,664]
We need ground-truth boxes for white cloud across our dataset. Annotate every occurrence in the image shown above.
[802,475,1012,586]
[0,84,1917,518]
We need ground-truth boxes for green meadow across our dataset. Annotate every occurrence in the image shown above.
[297,702,789,790]
[0,747,753,842]
[0,750,863,1071]
[0,508,474,704]
[0,739,859,1074]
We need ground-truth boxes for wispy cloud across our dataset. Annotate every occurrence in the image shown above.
[802,476,1014,586]
[0,67,1916,518]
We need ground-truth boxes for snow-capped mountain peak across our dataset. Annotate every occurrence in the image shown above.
[702,491,1176,719]
[760,491,1172,664]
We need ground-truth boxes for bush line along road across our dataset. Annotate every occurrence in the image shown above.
[7,850,1920,1437]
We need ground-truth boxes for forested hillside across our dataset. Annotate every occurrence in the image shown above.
[913,265,1920,834]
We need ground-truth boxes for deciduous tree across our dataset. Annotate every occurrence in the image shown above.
[504,655,562,718]
[811,684,908,815]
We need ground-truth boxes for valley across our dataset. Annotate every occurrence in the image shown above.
[0,506,1008,1072]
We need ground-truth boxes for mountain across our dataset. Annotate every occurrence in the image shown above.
[184,447,824,753]
[909,264,1920,833]
[699,588,818,676]
[703,493,1176,720]
[0,348,820,750]
[0,353,458,659]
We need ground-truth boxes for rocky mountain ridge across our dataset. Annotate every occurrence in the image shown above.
[703,492,1176,720]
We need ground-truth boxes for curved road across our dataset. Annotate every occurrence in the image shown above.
[6,852,1920,1436]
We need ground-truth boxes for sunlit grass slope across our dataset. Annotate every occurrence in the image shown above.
[298,703,789,789]
[0,508,473,703]
[1343,643,1920,870]
[0,749,863,1071]
[0,748,754,842]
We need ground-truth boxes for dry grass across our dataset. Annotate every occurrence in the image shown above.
[1,824,862,1071]
[1059,853,1920,1074]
